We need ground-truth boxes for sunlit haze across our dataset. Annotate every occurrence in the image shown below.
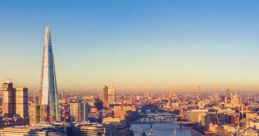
[1,0,259,92]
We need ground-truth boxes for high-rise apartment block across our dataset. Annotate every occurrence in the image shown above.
[15,87,29,119]
[2,81,28,120]
[2,82,14,116]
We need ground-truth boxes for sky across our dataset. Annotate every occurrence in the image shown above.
[0,0,259,92]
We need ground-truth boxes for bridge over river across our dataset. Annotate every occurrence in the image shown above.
[130,115,200,136]
[129,105,201,136]
[135,112,196,125]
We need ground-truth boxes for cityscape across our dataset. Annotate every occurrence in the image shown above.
[0,1,259,136]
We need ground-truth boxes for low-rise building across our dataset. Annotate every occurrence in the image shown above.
[0,125,67,136]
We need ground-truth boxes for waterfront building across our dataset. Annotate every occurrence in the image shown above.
[105,123,128,136]
[0,125,68,136]
[2,81,28,121]
[0,127,47,136]
[102,117,121,124]
[78,122,127,136]
[79,124,106,136]
[39,27,60,122]
[113,105,136,121]
[185,109,208,125]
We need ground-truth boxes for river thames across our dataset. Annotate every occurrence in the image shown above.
[130,116,202,136]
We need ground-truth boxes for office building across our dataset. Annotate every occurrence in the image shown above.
[103,86,116,107]
[39,27,60,122]
[78,124,105,136]
[29,103,40,125]
[0,126,67,136]
[78,123,127,136]
[69,102,89,122]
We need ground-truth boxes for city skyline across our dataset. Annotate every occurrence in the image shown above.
[1,1,259,92]
[0,1,258,135]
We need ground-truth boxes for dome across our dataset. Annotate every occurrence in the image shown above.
[232,92,239,99]
[233,94,238,99]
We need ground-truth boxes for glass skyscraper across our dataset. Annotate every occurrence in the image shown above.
[40,27,60,122]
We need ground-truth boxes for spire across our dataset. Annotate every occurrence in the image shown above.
[44,26,51,47]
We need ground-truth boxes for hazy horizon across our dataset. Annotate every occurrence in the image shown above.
[1,0,259,92]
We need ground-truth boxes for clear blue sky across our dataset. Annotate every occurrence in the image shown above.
[0,0,259,92]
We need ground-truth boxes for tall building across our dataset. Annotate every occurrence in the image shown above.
[69,102,89,122]
[2,81,15,116]
[40,27,60,122]
[103,86,116,107]
[2,81,28,120]
[29,103,40,125]
[15,87,29,120]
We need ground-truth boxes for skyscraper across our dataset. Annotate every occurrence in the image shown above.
[69,102,89,122]
[103,86,116,107]
[15,87,29,120]
[2,81,28,121]
[40,27,60,122]
[2,81,15,116]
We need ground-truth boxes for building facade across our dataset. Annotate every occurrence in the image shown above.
[69,102,89,122]
[15,88,29,120]
[2,81,15,116]
[103,86,116,107]
[40,27,60,122]
[2,81,28,121]
[29,103,40,125]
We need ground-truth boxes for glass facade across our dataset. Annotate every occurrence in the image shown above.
[40,27,60,122]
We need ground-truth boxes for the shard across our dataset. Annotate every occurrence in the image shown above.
[40,27,60,122]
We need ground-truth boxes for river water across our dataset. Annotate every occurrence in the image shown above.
[130,116,202,136]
